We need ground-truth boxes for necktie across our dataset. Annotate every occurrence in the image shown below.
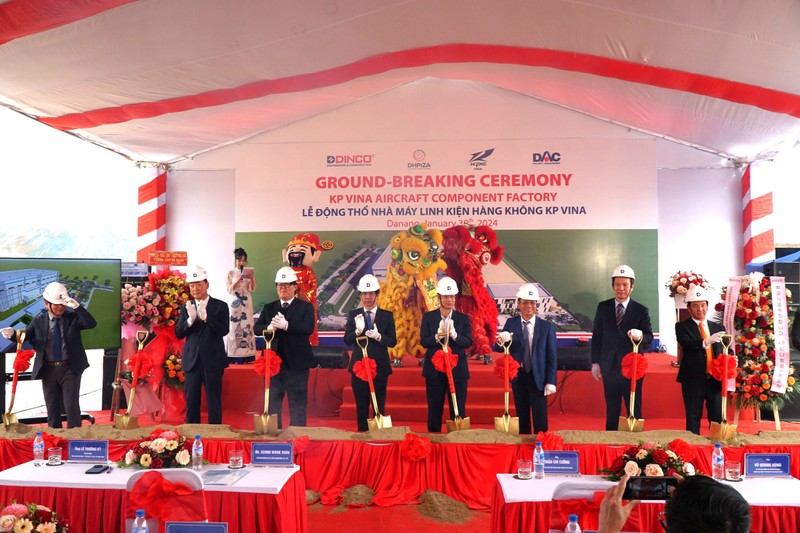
[52,318,63,362]
[281,301,289,313]
[365,310,373,330]
[699,322,714,374]
[615,302,624,328]
[523,320,532,373]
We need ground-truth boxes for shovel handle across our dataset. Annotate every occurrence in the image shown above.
[497,336,512,393]
[10,331,26,396]
[356,336,377,393]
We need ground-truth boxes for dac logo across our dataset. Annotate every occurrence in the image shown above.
[326,154,374,166]
[468,148,495,169]
[532,150,561,164]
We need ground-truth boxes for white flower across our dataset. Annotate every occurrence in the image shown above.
[644,464,664,476]
[149,438,167,453]
[635,449,648,460]
[666,450,677,460]
[683,462,695,476]
[176,449,191,466]
[125,450,136,465]
[624,460,641,477]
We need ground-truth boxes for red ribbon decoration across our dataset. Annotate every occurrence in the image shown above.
[493,355,520,383]
[432,348,458,374]
[399,432,432,462]
[711,354,738,393]
[129,471,207,532]
[620,352,648,389]
[353,357,377,381]
[126,353,153,388]
[253,349,281,378]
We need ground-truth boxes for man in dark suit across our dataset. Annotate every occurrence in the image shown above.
[675,284,726,434]
[343,274,397,431]
[1,282,96,428]
[254,266,315,427]
[175,265,230,424]
[420,276,473,432]
[494,283,558,434]
[591,264,653,431]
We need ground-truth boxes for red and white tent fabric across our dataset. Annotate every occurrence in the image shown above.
[1,0,800,165]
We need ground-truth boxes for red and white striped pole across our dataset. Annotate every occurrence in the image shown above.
[742,163,774,267]
[136,171,167,263]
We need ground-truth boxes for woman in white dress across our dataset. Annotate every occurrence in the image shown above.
[226,247,257,363]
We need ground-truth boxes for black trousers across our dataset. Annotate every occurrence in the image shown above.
[184,363,224,424]
[350,373,389,431]
[511,371,548,434]
[603,372,643,431]
[269,367,310,428]
[681,378,722,434]
[41,364,82,428]
[425,372,467,432]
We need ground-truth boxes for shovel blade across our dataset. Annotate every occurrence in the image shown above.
[494,414,520,436]
[710,421,737,442]
[253,413,279,435]
[618,415,645,432]
[114,413,139,429]
[446,416,471,433]
[367,413,393,431]
[2,413,18,428]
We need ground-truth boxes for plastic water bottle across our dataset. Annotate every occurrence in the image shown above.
[32,432,45,467]
[533,441,545,480]
[132,509,148,533]
[192,435,203,471]
[712,443,725,480]
[565,513,582,533]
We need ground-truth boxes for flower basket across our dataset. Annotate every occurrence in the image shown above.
[118,428,193,469]
[665,270,710,300]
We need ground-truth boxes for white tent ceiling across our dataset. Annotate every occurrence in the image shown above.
[2,0,800,165]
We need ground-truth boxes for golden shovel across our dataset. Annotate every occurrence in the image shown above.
[618,338,645,432]
[355,336,392,430]
[494,336,519,435]
[3,331,25,427]
[709,334,737,441]
[440,324,470,432]
[254,330,280,435]
[114,330,148,429]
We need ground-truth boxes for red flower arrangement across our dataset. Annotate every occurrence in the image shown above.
[399,433,432,462]
[118,428,192,469]
[716,273,800,410]
[665,270,710,297]
[0,501,68,532]
[601,439,697,481]
[148,269,191,328]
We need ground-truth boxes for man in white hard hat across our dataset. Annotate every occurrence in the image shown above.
[675,284,726,434]
[343,274,397,431]
[494,283,558,434]
[420,276,473,432]
[1,282,96,428]
[253,266,315,427]
[591,264,653,431]
[175,265,230,424]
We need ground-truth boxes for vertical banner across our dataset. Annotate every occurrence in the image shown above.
[770,277,790,394]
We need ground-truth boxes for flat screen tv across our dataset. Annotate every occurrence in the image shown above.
[0,258,121,352]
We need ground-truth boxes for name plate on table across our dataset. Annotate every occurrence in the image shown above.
[543,451,580,475]
[166,523,227,533]
[744,453,791,477]
[67,440,108,463]
[251,442,294,466]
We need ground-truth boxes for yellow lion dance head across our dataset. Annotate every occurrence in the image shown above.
[388,223,446,279]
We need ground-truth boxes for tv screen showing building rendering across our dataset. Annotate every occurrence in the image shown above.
[0,258,121,352]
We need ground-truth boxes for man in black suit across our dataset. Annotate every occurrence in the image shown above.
[175,265,230,424]
[254,266,315,427]
[343,274,397,431]
[591,265,653,430]
[494,283,558,434]
[420,276,473,432]
[2,282,96,428]
[675,284,726,434]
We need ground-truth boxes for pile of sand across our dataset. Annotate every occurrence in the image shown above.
[341,484,375,506]
[417,490,472,523]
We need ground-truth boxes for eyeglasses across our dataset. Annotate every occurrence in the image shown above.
[658,511,667,530]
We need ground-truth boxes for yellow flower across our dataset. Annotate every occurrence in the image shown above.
[14,518,33,533]
[140,454,152,467]
[165,440,178,451]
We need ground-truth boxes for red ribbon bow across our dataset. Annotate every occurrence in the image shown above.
[432,348,458,374]
[621,352,648,381]
[126,353,153,388]
[711,354,738,382]
[493,355,520,382]
[399,433,432,462]
[13,350,35,373]
[253,349,282,377]
[130,471,206,532]
[353,357,377,382]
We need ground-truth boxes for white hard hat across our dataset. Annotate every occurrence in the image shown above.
[515,283,539,301]
[274,266,298,283]
[436,276,459,296]
[685,284,710,303]
[611,264,635,280]
[187,265,208,282]
[357,274,380,292]
[43,282,69,305]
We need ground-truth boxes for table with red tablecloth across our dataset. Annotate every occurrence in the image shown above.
[0,459,306,532]
[491,473,800,533]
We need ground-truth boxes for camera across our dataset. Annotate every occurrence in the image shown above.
[622,476,678,500]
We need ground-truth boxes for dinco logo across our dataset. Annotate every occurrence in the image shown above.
[326,154,374,167]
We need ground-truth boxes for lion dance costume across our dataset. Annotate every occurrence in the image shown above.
[283,232,322,346]
[377,223,446,364]
[442,225,504,358]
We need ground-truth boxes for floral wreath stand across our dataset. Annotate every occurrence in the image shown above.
[732,398,781,431]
